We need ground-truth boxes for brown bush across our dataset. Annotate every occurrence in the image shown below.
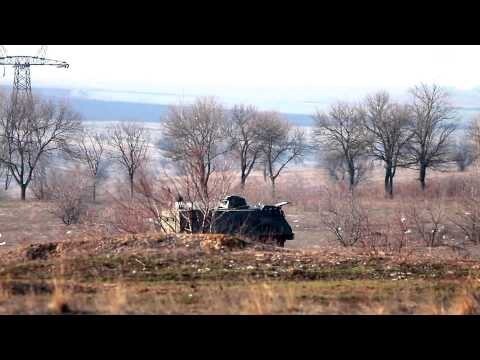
[101,171,175,235]
[359,212,411,254]
[102,194,154,235]
[319,186,368,247]
[449,176,480,245]
[408,201,448,247]
[45,167,91,225]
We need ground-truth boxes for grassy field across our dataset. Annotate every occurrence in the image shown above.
[1,232,480,314]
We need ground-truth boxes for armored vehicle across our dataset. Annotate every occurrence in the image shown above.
[161,195,294,247]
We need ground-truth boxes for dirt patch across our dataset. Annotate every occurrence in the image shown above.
[188,234,249,252]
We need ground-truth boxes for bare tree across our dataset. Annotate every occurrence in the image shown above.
[256,112,308,198]
[363,91,413,198]
[76,129,109,201]
[109,122,149,199]
[313,102,371,190]
[405,84,457,190]
[0,95,82,200]
[160,97,228,201]
[159,97,235,232]
[226,104,262,190]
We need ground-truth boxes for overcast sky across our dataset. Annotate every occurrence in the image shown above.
[2,45,480,113]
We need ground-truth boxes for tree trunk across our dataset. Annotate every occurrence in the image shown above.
[419,164,427,190]
[384,169,390,194]
[348,165,355,191]
[240,175,246,191]
[21,184,27,201]
[384,166,394,198]
[270,178,276,199]
[129,174,134,199]
[389,175,394,199]
[93,182,96,202]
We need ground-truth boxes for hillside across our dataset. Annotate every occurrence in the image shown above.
[1,232,480,314]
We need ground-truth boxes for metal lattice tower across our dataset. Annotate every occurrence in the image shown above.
[0,46,69,105]
[13,63,32,94]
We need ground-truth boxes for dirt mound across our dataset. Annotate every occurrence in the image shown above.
[201,235,248,251]
[54,232,172,256]
[179,234,250,252]
[1,232,259,265]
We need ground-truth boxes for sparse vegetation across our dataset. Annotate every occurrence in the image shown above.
[46,166,91,225]
[0,83,479,315]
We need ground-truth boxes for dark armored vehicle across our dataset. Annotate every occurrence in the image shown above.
[162,195,294,247]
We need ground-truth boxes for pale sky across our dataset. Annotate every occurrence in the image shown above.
[2,45,480,113]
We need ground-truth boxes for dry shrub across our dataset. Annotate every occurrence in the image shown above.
[449,176,480,245]
[46,167,91,225]
[408,200,448,247]
[158,158,236,233]
[320,184,410,253]
[102,170,174,235]
[360,212,411,254]
[319,185,368,247]
[133,168,177,231]
[103,195,154,235]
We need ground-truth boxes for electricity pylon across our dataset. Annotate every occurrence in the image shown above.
[0,45,69,104]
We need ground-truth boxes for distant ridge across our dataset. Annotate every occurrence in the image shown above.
[0,86,314,125]
[1,85,478,127]
[67,98,315,125]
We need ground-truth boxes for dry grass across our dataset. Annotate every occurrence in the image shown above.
[2,165,480,314]
[0,230,480,314]
[3,277,480,314]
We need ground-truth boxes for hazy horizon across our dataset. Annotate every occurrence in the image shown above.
[3,45,480,114]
